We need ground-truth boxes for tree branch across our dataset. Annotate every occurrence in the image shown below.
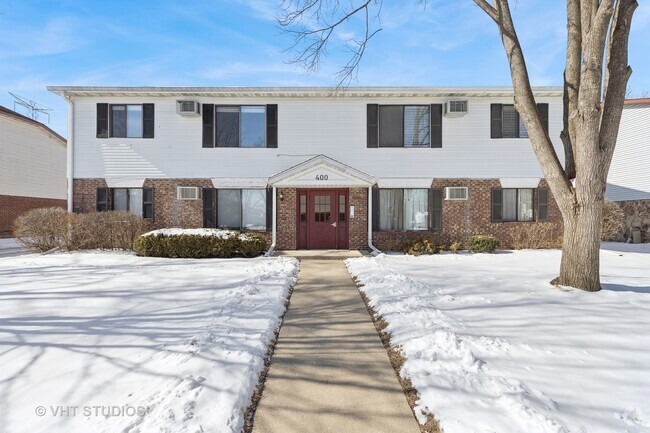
[561,0,581,179]
[472,0,498,22]
[599,0,637,165]
[278,0,382,86]
[484,0,574,206]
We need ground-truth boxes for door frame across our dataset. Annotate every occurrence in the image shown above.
[296,188,349,249]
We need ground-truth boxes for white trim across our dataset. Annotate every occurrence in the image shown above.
[499,178,541,189]
[105,178,146,188]
[211,177,268,188]
[65,96,74,212]
[376,178,433,188]
[269,155,374,188]
[368,186,381,256]
[265,186,277,256]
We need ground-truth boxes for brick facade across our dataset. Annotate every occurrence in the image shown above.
[617,199,650,242]
[0,194,67,235]
[372,179,562,249]
[72,178,562,251]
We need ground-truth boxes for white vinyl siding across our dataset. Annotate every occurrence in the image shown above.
[0,113,67,200]
[71,95,564,180]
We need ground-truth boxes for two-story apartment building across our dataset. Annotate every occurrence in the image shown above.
[0,105,67,235]
[48,86,563,251]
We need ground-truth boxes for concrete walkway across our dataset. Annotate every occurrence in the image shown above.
[252,257,420,433]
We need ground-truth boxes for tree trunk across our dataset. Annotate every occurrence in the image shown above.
[556,198,603,291]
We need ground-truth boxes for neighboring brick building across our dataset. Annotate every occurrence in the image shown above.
[49,86,564,251]
[0,106,67,235]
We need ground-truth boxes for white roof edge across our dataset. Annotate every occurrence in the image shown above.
[47,85,563,98]
[211,177,268,188]
[377,178,434,188]
[269,155,375,185]
[499,177,542,188]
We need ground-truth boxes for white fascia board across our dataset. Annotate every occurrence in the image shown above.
[376,178,434,188]
[211,177,268,188]
[105,178,146,188]
[499,178,541,188]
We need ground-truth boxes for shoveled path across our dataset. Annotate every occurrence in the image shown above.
[252,255,420,433]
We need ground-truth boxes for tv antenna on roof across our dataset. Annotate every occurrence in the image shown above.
[9,92,53,123]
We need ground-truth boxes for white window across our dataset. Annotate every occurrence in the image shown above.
[445,187,468,200]
[378,189,428,231]
[217,189,267,231]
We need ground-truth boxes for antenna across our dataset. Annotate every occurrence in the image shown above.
[9,92,53,123]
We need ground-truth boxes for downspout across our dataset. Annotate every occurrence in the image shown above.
[367,186,381,255]
[65,94,74,212]
[265,185,277,256]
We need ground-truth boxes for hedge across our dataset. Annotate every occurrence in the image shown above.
[133,230,267,258]
[468,235,500,253]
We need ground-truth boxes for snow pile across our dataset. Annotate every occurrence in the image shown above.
[0,252,298,433]
[141,228,264,242]
[346,244,650,433]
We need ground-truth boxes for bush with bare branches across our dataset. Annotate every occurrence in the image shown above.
[601,200,625,241]
[14,209,149,252]
[510,223,563,250]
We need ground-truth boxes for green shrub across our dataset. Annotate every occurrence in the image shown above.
[133,230,267,259]
[468,235,500,253]
[399,238,437,256]
[449,242,462,253]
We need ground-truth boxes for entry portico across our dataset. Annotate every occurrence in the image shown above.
[267,155,374,252]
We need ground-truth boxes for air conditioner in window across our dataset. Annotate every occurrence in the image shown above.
[445,186,468,200]
[177,186,201,200]
[444,100,469,117]
[176,100,200,116]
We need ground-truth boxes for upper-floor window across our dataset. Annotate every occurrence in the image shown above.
[367,104,443,148]
[96,103,154,139]
[491,103,548,139]
[202,104,278,149]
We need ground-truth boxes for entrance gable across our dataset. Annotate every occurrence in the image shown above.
[269,155,374,188]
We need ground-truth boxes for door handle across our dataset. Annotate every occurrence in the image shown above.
[330,221,337,228]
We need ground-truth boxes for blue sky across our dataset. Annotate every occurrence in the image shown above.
[1,0,649,137]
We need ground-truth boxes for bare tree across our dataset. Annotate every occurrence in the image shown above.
[279,0,637,292]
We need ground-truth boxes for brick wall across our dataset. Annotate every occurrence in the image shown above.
[349,188,368,249]
[0,194,67,235]
[276,188,297,250]
[373,179,562,249]
[618,199,650,242]
[72,178,563,250]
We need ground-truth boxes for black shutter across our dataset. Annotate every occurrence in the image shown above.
[372,188,380,231]
[430,104,443,148]
[491,188,503,222]
[202,104,215,148]
[537,103,549,133]
[97,104,109,138]
[491,104,503,138]
[266,104,278,148]
[538,188,549,221]
[143,188,154,219]
[96,187,108,211]
[203,188,215,228]
[367,104,379,148]
[430,188,443,231]
[266,188,273,232]
[142,104,155,138]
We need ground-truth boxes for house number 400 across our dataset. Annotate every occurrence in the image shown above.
[315,174,329,181]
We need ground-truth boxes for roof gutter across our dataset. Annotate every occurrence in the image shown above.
[265,186,277,257]
[367,186,381,256]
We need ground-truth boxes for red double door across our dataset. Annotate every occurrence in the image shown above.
[297,189,349,249]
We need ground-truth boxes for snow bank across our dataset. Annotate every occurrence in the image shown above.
[0,252,298,433]
[346,246,650,433]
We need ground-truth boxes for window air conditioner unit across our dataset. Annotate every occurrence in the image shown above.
[445,100,468,117]
[445,186,468,200]
[176,100,201,116]
[176,186,201,200]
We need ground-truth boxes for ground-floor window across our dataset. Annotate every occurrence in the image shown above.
[96,187,153,219]
[379,189,429,231]
[204,188,269,231]
[492,188,534,222]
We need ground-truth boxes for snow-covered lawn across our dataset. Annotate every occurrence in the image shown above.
[0,251,298,433]
[346,243,650,433]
